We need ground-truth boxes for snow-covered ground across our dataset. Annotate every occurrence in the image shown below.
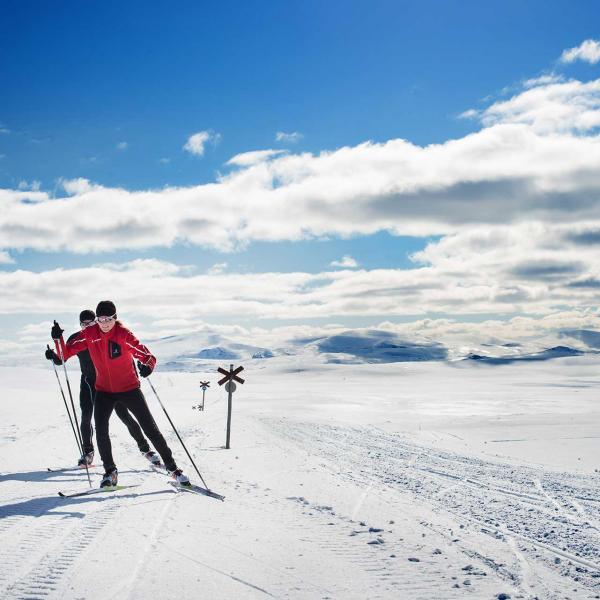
[1,355,599,599]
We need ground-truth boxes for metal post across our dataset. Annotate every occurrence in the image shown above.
[226,364,233,449]
[217,365,243,449]
[201,388,206,411]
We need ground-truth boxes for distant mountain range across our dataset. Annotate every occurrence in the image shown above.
[3,325,599,370]
[147,327,598,371]
[465,345,584,365]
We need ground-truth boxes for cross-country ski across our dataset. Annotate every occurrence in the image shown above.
[58,484,140,498]
[47,465,98,472]
[168,480,226,501]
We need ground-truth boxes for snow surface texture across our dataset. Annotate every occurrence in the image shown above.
[1,356,599,599]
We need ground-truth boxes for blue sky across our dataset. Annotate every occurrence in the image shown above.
[3,0,598,192]
[1,1,600,349]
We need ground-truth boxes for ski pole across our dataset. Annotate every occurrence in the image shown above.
[48,344,81,455]
[145,377,211,491]
[55,328,92,488]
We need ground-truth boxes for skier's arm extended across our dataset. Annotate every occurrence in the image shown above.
[50,322,87,361]
[124,330,156,374]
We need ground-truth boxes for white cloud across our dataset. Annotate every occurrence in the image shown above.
[330,255,358,268]
[183,130,220,156]
[207,262,227,275]
[227,150,286,167]
[3,250,600,353]
[116,141,128,150]
[61,178,100,195]
[560,39,600,65]
[1,225,600,322]
[0,75,599,263]
[0,123,9,134]
[276,131,303,143]
[159,157,171,164]
[458,108,479,120]
[17,180,41,192]
[522,74,564,88]
[476,78,600,133]
[0,250,13,264]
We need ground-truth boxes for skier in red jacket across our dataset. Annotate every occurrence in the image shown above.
[52,300,189,488]
[45,309,163,469]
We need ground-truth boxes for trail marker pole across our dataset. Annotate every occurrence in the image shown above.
[217,364,245,449]
[199,381,210,411]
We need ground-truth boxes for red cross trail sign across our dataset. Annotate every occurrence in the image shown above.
[217,364,245,449]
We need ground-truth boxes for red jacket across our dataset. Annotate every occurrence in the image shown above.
[58,322,156,393]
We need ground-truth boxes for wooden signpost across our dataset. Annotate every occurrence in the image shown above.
[217,364,245,449]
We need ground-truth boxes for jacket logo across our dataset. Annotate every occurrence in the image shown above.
[109,341,122,359]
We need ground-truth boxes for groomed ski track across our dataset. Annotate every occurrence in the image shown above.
[1,365,599,599]
[2,416,599,598]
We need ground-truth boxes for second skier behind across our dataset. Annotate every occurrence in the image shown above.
[51,300,190,488]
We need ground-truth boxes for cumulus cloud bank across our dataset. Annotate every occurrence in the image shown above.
[4,257,600,361]
[3,43,600,340]
[2,223,600,320]
[3,73,600,255]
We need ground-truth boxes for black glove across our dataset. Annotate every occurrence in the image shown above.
[137,361,153,378]
[45,345,62,365]
[51,320,64,340]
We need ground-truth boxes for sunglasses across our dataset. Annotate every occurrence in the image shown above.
[80,319,96,328]
[97,314,116,324]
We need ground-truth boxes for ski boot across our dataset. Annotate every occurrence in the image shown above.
[142,450,162,466]
[78,450,94,467]
[100,468,118,488]
[168,468,190,486]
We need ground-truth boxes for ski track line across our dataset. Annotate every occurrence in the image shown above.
[2,501,123,599]
[282,490,505,599]
[234,465,500,600]
[0,485,104,593]
[425,490,600,580]
[533,477,567,515]
[232,477,443,599]
[423,468,600,531]
[0,516,69,596]
[0,463,150,599]
[293,421,600,531]
[500,523,541,600]
[534,477,600,534]
[159,541,277,598]
[114,489,175,600]
[191,524,336,599]
[570,496,600,532]
[0,483,92,540]
[266,419,600,595]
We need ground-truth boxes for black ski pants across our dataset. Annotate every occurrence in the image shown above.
[94,387,176,473]
[80,376,151,455]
